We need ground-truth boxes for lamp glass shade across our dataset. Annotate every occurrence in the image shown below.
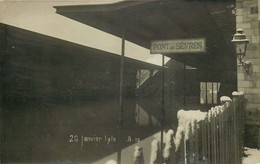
[234,42,247,55]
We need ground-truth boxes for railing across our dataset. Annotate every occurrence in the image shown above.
[129,91,246,164]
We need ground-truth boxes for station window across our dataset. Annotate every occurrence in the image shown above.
[136,69,158,88]
[200,82,220,104]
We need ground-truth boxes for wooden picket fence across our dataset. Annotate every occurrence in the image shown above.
[132,92,246,164]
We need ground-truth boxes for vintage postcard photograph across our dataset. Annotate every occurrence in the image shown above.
[1,0,260,163]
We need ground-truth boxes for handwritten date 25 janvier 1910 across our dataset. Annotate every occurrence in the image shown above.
[69,135,140,145]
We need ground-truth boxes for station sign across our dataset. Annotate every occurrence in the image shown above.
[150,38,206,54]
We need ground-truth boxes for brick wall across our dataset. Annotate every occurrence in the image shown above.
[236,0,260,148]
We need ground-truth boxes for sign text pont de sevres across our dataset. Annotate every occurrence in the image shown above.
[150,38,206,54]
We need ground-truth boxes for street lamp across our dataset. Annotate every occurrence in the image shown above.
[232,28,251,74]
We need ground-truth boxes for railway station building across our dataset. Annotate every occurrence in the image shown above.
[1,0,260,163]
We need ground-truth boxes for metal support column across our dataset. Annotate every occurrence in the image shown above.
[119,35,125,128]
[183,55,186,107]
[117,34,125,164]
[212,82,214,104]
[161,54,165,161]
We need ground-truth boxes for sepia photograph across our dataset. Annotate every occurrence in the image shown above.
[0,0,260,163]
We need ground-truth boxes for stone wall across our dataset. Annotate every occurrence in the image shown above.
[236,0,260,148]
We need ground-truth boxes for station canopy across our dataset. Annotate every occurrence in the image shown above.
[54,0,236,71]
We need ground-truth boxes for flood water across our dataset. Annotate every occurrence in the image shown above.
[1,98,178,163]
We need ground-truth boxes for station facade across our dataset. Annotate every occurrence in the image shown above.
[236,0,260,148]
[54,0,260,149]
[1,0,260,163]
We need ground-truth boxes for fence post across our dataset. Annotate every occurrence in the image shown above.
[150,139,160,164]
[174,130,185,164]
[232,91,247,164]
[194,120,199,164]
[216,106,222,164]
[214,107,218,164]
[207,110,211,164]
[239,92,246,163]
[199,120,204,163]
[181,131,186,164]
[223,106,227,164]
[215,106,220,164]
[210,108,216,164]
[232,92,239,164]
[213,108,217,164]
[186,122,194,164]
[219,106,224,164]
[164,129,175,164]
[220,96,232,164]
[202,113,208,164]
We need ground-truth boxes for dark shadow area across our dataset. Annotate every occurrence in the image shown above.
[0,24,167,163]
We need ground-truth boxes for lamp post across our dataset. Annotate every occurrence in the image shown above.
[232,29,251,74]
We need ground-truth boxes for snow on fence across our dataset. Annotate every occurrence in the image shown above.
[131,92,246,164]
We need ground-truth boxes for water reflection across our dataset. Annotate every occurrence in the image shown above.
[135,104,160,127]
[93,131,167,164]
[2,98,162,163]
